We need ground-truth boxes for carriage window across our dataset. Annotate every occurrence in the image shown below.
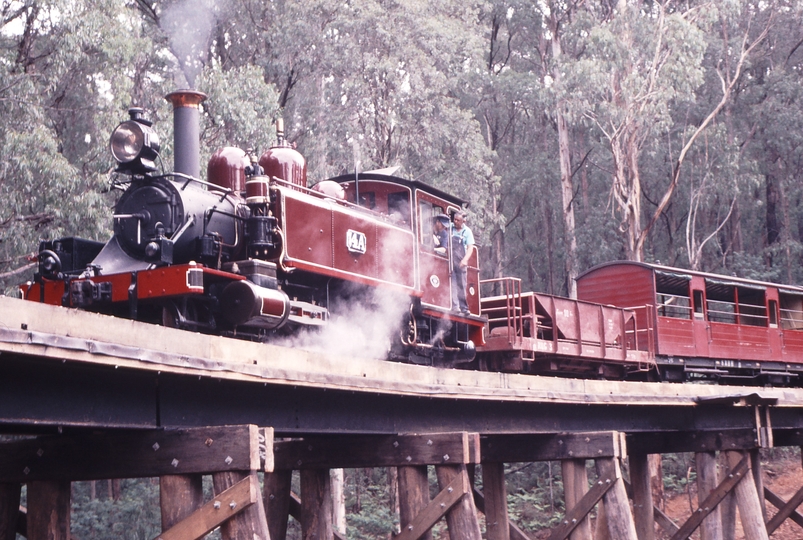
[737,287,767,327]
[655,273,691,319]
[705,281,736,324]
[780,292,803,330]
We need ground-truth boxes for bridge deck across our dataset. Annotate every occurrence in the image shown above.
[1,296,802,435]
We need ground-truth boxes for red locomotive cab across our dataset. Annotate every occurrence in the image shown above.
[259,118,307,188]
[207,147,248,192]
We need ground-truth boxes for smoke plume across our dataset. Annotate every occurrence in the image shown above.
[160,0,218,87]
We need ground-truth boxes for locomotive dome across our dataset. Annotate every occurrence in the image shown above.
[259,118,307,187]
[208,147,249,192]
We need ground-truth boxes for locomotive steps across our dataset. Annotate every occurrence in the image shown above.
[1,295,802,409]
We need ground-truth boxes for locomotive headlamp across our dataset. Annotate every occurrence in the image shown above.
[110,107,160,174]
[38,249,62,279]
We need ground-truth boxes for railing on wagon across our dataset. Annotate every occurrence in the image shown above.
[780,308,803,330]
[480,277,655,357]
[657,294,770,328]
[480,277,525,347]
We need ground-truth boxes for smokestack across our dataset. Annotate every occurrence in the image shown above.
[165,90,207,179]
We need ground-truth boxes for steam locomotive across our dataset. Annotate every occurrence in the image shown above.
[19,91,803,385]
[20,91,483,365]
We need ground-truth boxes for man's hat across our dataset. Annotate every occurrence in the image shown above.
[434,214,450,224]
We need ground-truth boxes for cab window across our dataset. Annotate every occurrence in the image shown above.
[388,191,411,225]
[418,200,445,248]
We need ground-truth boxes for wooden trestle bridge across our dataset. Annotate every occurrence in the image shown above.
[2,296,803,540]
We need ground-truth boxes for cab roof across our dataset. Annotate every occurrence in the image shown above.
[328,172,469,209]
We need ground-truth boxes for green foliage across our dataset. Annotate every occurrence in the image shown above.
[502,461,567,534]
[662,453,695,495]
[346,495,396,539]
[71,479,161,540]
[344,467,398,539]
[197,63,279,157]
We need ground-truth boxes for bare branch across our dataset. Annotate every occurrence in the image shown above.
[638,12,773,256]
[0,261,35,280]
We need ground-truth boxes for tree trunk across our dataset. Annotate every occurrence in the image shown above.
[331,469,346,536]
[625,133,644,262]
[543,196,556,294]
[649,454,664,511]
[766,173,780,247]
[388,467,400,536]
[549,21,579,297]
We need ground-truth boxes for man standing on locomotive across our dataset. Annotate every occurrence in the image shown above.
[451,211,475,314]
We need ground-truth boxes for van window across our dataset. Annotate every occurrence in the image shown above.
[705,281,736,324]
[780,293,803,330]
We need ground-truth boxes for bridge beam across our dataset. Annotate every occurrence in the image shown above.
[629,453,654,540]
[398,465,432,540]
[727,451,769,540]
[213,471,271,540]
[434,464,482,539]
[263,470,293,540]
[267,432,483,540]
[0,425,269,483]
[160,474,204,534]
[482,461,511,540]
[0,426,272,540]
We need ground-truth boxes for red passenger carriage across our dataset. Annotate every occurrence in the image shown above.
[576,262,803,384]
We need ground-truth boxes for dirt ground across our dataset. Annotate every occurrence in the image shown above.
[660,451,803,540]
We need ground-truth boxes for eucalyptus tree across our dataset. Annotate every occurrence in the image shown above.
[0,0,162,289]
[728,0,803,282]
[286,0,495,212]
[563,1,712,261]
[467,1,587,294]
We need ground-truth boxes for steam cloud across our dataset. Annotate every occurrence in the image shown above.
[273,228,421,361]
[275,285,412,361]
[161,0,218,87]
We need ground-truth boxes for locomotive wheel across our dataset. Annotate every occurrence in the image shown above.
[162,299,191,329]
[162,298,211,331]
